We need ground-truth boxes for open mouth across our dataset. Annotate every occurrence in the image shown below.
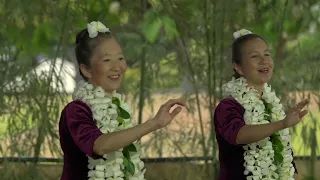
[258,68,269,73]
[108,74,120,80]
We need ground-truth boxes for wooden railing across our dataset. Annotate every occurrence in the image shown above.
[0,156,319,164]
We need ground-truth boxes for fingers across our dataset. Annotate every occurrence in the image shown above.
[170,106,182,117]
[162,99,186,110]
[299,109,308,119]
[295,99,309,110]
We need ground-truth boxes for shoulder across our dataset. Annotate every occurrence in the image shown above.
[214,98,245,127]
[216,98,242,110]
[214,97,245,117]
[62,100,92,116]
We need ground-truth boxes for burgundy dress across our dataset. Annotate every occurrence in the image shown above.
[59,100,103,180]
[214,98,297,180]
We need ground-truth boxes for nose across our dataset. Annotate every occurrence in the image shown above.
[259,55,269,64]
[110,60,120,71]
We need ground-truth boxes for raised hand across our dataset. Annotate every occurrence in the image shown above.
[283,99,309,128]
[150,99,186,130]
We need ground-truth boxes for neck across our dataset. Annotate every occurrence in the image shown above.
[87,80,115,95]
[247,82,264,97]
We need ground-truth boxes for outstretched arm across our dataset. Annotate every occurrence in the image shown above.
[236,99,308,144]
[93,99,185,155]
[236,120,285,144]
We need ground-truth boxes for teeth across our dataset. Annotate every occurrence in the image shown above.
[109,75,120,78]
[258,68,268,73]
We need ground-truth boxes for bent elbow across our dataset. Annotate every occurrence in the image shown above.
[93,146,105,156]
[235,136,243,145]
[93,137,111,156]
[235,131,247,145]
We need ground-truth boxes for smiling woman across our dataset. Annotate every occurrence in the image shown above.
[213,29,308,180]
[59,21,186,180]
[75,27,126,93]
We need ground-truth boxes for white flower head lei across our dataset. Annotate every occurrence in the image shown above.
[87,21,110,38]
[72,21,146,180]
[221,29,295,180]
[233,29,253,39]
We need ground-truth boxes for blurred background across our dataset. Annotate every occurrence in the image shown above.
[0,0,319,179]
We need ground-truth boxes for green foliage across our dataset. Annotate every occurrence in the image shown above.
[123,156,135,176]
[271,134,285,166]
[112,97,131,119]
[141,10,179,43]
[263,99,285,167]
[123,144,138,176]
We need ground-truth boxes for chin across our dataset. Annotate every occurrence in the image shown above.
[259,79,270,85]
[102,85,118,93]
[103,83,122,92]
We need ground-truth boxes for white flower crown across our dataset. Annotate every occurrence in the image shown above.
[233,29,253,39]
[87,21,110,38]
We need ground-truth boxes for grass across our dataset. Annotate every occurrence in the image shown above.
[291,112,320,156]
[0,122,6,135]
[0,159,319,180]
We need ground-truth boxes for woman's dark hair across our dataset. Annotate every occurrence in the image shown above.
[231,33,266,78]
[75,29,112,80]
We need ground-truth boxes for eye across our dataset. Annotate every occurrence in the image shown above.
[250,55,258,58]
[103,59,110,62]
[264,53,270,56]
[119,57,124,61]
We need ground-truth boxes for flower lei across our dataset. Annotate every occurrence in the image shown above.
[72,80,146,180]
[222,77,295,180]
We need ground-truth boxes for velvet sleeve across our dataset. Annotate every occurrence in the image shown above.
[214,98,246,145]
[63,100,103,158]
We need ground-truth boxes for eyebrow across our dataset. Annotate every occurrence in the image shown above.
[248,49,270,54]
[103,52,123,56]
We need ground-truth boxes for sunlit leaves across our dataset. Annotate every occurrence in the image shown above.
[142,10,179,43]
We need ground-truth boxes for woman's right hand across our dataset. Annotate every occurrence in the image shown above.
[149,99,186,130]
[283,99,309,128]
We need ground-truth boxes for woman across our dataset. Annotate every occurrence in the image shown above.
[59,21,185,180]
[214,29,308,180]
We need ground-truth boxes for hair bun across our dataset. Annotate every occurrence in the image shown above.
[75,29,87,45]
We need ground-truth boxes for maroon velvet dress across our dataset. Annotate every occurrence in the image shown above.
[214,98,297,180]
[59,100,103,180]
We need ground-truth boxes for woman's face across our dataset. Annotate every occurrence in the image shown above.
[81,37,127,93]
[234,38,274,87]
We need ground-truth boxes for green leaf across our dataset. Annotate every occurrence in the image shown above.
[123,149,130,159]
[123,156,135,176]
[264,114,271,121]
[119,107,130,119]
[117,116,124,125]
[271,134,284,166]
[267,103,273,110]
[112,97,121,107]
[124,144,137,153]
[161,15,179,40]
[122,144,137,159]
[141,18,162,43]
[273,152,284,165]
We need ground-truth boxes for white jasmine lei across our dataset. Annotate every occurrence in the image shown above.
[222,77,295,180]
[72,80,146,180]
